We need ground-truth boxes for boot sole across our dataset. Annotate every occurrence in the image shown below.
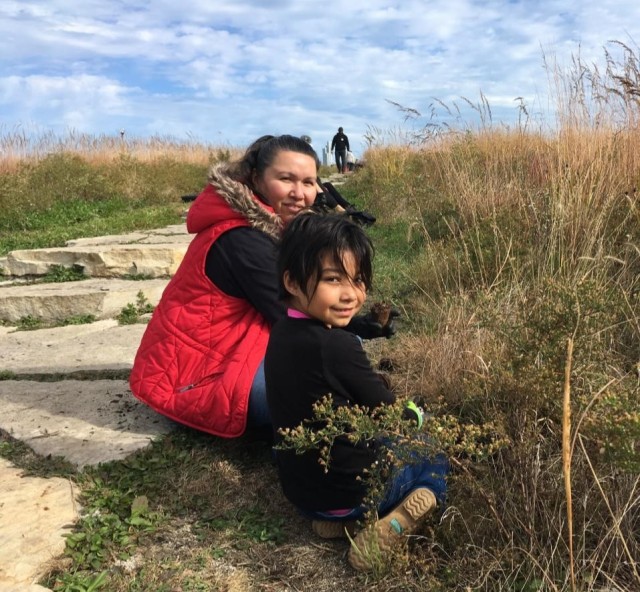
[348,488,437,571]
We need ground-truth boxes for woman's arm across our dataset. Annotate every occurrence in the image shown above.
[205,227,285,326]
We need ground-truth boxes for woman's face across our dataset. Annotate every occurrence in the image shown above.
[253,150,317,224]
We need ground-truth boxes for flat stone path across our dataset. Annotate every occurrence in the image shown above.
[1,320,145,375]
[0,458,79,592]
[2,380,174,468]
[0,224,184,590]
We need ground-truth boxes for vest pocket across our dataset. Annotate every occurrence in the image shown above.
[175,351,225,394]
[176,369,223,393]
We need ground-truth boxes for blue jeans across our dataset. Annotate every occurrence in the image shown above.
[301,451,448,522]
[247,358,271,428]
[378,453,448,514]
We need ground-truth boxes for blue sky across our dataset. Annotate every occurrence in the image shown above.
[1,0,639,154]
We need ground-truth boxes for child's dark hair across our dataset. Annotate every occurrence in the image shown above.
[230,134,320,191]
[278,212,374,300]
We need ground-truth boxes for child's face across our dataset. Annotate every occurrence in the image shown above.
[285,251,367,328]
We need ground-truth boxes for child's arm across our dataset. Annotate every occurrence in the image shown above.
[323,330,395,409]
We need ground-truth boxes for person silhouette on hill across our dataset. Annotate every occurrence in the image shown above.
[330,127,350,173]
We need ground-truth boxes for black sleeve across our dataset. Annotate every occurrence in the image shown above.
[205,227,286,326]
[322,182,353,209]
[322,330,395,409]
[345,135,350,151]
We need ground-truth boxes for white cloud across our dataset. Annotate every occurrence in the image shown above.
[0,0,639,150]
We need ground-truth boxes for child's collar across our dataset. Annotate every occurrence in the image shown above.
[287,308,312,319]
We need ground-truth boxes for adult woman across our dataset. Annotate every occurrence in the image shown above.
[130,134,393,438]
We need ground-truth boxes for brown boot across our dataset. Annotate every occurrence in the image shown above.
[312,520,358,539]
[348,488,437,571]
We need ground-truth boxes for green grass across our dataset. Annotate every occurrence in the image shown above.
[12,313,98,331]
[0,199,183,256]
[43,264,87,282]
[0,151,202,255]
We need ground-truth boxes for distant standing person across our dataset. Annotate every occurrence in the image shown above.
[331,127,350,173]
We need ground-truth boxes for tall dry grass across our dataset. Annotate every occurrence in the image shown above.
[351,41,640,590]
[0,126,241,173]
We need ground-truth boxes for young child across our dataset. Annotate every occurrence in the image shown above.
[265,212,447,571]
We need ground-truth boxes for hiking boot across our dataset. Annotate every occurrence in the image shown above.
[312,520,358,539]
[347,487,437,571]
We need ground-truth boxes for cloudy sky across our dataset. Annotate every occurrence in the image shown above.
[1,0,639,154]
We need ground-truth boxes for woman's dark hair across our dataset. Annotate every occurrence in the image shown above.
[230,134,320,191]
[278,212,374,301]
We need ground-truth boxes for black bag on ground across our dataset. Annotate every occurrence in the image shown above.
[318,181,376,227]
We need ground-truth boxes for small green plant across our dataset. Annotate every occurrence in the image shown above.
[56,314,97,327]
[50,570,108,592]
[61,490,158,572]
[11,313,96,331]
[236,508,285,544]
[44,264,86,283]
[117,291,154,325]
[115,302,138,325]
[15,314,44,331]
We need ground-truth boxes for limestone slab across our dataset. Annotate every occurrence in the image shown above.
[0,459,79,591]
[4,243,187,278]
[0,380,174,468]
[0,320,146,375]
[0,278,168,323]
[65,224,191,247]
[65,232,149,246]
[145,224,190,236]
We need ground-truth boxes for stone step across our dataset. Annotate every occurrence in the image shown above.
[0,378,174,589]
[64,223,190,247]
[0,318,173,590]
[0,277,169,323]
[0,224,192,279]
[0,320,146,375]
[2,243,188,279]
[1,379,174,468]
[0,320,172,467]
[0,226,186,591]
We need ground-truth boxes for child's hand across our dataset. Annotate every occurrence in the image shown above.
[348,307,400,339]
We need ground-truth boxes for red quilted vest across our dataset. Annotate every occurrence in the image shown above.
[129,182,276,437]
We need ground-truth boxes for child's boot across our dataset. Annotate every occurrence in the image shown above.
[347,487,437,571]
[312,520,358,539]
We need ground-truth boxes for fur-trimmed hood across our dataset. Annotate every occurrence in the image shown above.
[186,163,283,240]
